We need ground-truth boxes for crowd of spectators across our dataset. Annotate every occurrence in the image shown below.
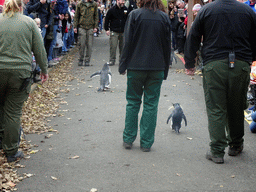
[168,0,256,55]
[0,0,255,68]
[0,0,111,69]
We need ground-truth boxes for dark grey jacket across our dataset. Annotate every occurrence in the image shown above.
[119,8,171,80]
[184,0,256,69]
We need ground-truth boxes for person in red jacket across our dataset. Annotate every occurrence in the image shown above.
[0,0,4,13]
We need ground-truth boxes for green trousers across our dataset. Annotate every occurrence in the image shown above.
[0,69,31,156]
[78,28,94,62]
[123,70,164,149]
[203,59,250,157]
[109,31,124,64]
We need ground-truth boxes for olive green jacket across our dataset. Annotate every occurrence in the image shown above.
[0,13,48,74]
[73,0,98,30]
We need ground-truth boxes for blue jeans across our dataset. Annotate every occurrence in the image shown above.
[48,25,58,62]
[62,33,69,52]
[68,27,74,47]
[41,27,47,40]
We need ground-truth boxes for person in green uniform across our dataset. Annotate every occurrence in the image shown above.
[119,0,171,152]
[184,0,256,164]
[73,0,98,66]
[0,0,48,162]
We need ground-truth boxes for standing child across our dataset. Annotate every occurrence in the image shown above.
[62,12,71,53]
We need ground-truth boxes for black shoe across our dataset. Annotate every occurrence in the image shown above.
[206,151,224,164]
[123,142,132,149]
[0,139,2,150]
[7,151,24,163]
[48,64,53,68]
[228,145,243,156]
[140,146,151,152]
[78,60,83,66]
[84,61,90,66]
[109,61,115,66]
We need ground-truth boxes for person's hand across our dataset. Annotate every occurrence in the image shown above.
[121,71,126,75]
[45,25,48,28]
[74,28,77,33]
[40,73,49,83]
[40,0,46,4]
[106,30,110,36]
[59,14,64,20]
[93,28,97,33]
[185,68,195,76]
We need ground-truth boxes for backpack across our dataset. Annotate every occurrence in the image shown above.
[55,0,69,15]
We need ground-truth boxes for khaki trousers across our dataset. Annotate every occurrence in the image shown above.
[109,31,124,64]
[78,28,94,62]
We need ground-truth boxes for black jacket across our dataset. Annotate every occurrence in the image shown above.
[177,21,185,39]
[184,0,256,69]
[119,8,171,80]
[170,14,179,32]
[104,5,128,33]
[27,0,51,28]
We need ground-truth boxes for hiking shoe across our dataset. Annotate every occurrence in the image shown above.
[228,145,243,156]
[140,147,151,152]
[109,61,115,66]
[48,60,58,66]
[123,142,132,149]
[206,151,224,164]
[78,60,83,66]
[84,61,90,66]
[7,151,24,163]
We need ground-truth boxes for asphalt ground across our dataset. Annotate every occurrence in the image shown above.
[16,32,256,192]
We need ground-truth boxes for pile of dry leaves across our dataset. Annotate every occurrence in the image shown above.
[0,48,77,191]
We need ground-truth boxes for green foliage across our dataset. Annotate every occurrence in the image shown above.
[162,0,168,8]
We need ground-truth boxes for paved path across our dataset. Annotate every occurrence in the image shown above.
[17,33,256,192]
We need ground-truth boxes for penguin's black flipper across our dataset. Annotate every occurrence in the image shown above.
[182,114,187,126]
[167,113,173,124]
[90,71,101,78]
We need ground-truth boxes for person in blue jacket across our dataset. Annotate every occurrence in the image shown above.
[244,0,256,12]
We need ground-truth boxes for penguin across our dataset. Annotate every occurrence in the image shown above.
[90,63,112,92]
[166,103,187,134]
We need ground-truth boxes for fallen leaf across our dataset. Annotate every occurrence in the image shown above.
[90,188,98,192]
[51,176,57,180]
[220,185,224,188]
[176,173,181,176]
[30,150,39,154]
[69,155,80,159]
[24,173,34,178]
[48,129,58,132]
[186,137,193,140]
[231,175,235,178]
[7,181,16,187]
